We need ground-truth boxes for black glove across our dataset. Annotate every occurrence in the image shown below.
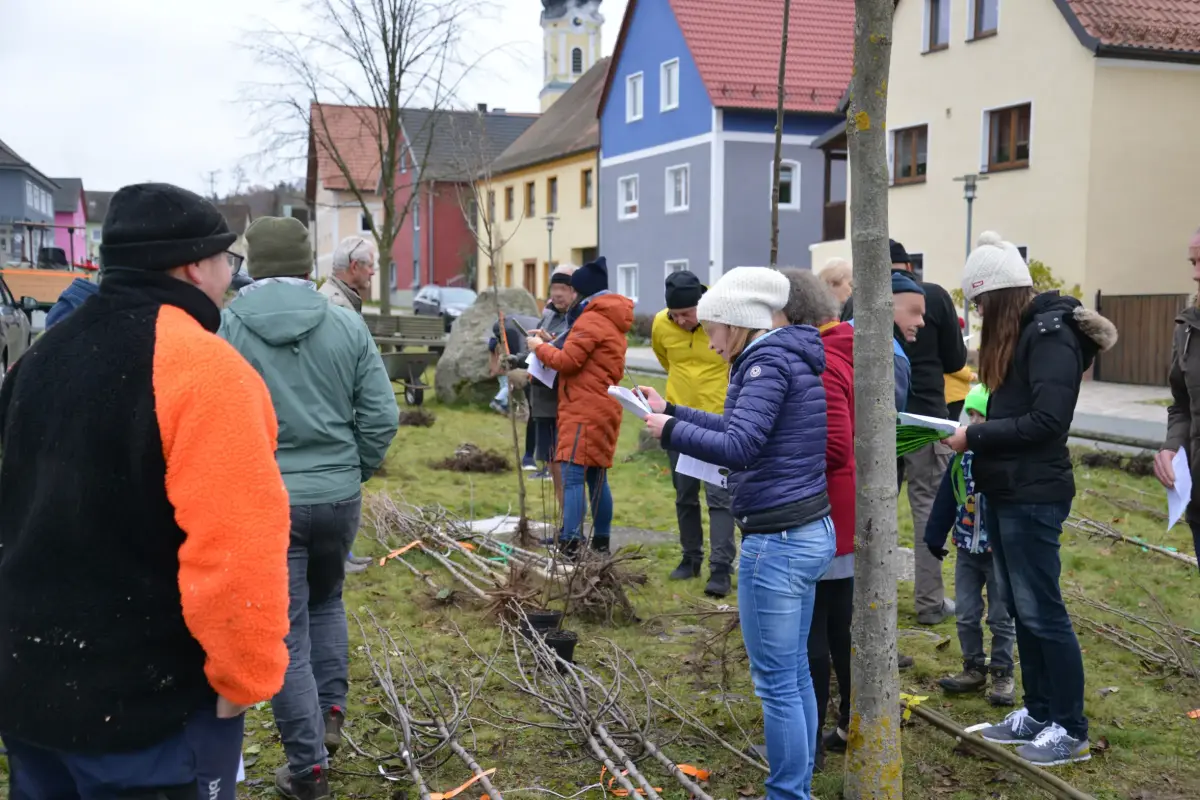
[927,544,949,562]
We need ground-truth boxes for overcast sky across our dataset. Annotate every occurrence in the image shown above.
[0,0,628,196]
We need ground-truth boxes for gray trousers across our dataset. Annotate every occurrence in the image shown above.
[904,441,952,615]
[955,549,1016,670]
[272,493,362,773]
[668,450,735,568]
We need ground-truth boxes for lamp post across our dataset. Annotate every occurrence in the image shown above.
[545,215,557,270]
[953,173,987,330]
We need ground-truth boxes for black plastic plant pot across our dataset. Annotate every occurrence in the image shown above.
[520,609,563,639]
[545,629,578,667]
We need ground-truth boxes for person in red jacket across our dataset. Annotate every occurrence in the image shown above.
[777,270,853,771]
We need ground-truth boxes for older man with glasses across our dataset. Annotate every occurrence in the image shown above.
[321,236,377,313]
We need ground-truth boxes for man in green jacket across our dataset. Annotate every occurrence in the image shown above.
[221,217,399,800]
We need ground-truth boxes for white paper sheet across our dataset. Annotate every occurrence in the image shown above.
[897,412,960,435]
[527,353,558,388]
[675,454,729,489]
[607,385,652,419]
[1168,446,1191,531]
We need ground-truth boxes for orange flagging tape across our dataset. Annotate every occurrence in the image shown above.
[1188,708,1200,719]
[600,766,663,796]
[456,540,477,551]
[429,768,496,800]
[677,764,711,781]
[379,540,422,566]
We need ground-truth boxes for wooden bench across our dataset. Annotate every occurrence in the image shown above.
[362,312,447,353]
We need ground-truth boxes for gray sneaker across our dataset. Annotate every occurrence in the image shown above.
[345,559,368,575]
[979,707,1050,744]
[917,598,956,625]
[1016,723,1090,767]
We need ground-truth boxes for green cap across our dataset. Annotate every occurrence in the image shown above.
[246,216,313,280]
[963,383,990,418]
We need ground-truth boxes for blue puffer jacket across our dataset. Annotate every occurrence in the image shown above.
[662,325,830,531]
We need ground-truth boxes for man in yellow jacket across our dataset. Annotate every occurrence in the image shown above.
[652,271,735,597]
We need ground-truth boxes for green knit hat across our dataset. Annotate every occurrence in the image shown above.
[963,383,990,418]
[246,216,312,279]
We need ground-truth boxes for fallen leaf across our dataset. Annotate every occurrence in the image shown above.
[737,784,758,797]
[243,755,259,769]
[1099,686,1120,697]
[244,744,262,755]
[1112,718,1125,729]
[1092,736,1111,754]
[988,770,1021,784]
[935,638,951,651]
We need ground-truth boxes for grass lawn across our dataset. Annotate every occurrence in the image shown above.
[7,371,1195,800]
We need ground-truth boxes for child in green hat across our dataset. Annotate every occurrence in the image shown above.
[924,384,1016,705]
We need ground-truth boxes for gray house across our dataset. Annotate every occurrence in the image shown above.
[596,0,852,313]
[0,139,59,265]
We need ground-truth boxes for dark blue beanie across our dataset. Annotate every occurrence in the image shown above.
[572,256,609,298]
[891,271,925,296]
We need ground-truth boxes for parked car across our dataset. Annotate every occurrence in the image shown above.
[413,285,477,331]
[0,274,35,376]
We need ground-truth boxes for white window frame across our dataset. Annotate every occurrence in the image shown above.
[664,164,689,213]
[660,58,680,112]
[91,227,102,242]
[617,263,639,301]
[360,213,372,233]
[922,0,950,52]
[770,160,801,211]
[625,72,644,122]
[1017,245,1029,262]
[25,182,33,209]
[665,259,689,276]
[978,99,1033,173]
[968,0,1000,40]
[887,122,931,186]
[571,47,584,74]
[618,175,639,220]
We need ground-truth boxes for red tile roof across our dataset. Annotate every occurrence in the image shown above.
[1059,0,1200,56]
[669,0,854,112]
[309,104,386,193]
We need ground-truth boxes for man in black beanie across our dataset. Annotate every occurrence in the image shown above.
[651,270,735,596]
[0,183,291,799]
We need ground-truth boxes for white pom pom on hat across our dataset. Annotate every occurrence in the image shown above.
[961,230,1032,302]
[697,266,791,330]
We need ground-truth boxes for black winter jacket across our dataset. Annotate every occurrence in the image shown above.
[966,293,1117,504]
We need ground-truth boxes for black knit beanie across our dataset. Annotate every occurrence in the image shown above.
[99,183,236,271]
[889,238,911,265]
[571,256,609,298]
[665,270,705,309]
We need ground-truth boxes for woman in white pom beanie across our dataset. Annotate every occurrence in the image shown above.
[640,266,835,797]
[949,232,1117,767]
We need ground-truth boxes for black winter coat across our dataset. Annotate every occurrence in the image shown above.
[966,293,1117,504]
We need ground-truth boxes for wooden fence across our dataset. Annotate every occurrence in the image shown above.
[1093,291,1190,386]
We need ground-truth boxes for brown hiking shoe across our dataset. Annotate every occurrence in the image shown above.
[324,706,345,758]
[275,766,331,800]
[988,669,1017,706]
[938,664,987,694]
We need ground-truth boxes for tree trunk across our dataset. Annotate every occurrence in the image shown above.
[844,0,902,798]
[768,0,792,267]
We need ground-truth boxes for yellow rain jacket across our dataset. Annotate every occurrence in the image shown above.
[651,308,728,414]
[944,365,975,405]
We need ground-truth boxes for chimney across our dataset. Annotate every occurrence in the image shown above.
[477,103,488,113]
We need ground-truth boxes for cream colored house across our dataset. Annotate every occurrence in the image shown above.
[477,58,610,298]
[811,0,1200,309]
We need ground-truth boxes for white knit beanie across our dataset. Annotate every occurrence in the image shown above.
[697,266,790,330]
[961,231,1033,302]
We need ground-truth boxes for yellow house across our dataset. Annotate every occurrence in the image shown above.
[811,0,1200,310]
[477,57,610,298]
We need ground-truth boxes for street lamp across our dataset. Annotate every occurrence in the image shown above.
[545,215,557,270]
[953,173,988,330]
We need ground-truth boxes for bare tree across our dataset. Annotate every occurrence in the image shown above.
[768,0,792,267]
[844,0,902,798]
[247,0,480,314]
[447,114,533,535]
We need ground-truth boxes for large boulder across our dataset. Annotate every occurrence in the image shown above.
[435,287,541,405]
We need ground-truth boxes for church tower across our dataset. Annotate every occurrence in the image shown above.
[540,0,603,112]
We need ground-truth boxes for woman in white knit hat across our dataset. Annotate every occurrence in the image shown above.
[640,266,834,799]
[946,232,1116,768]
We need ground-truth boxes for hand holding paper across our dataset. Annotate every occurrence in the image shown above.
[608,385,652,419]
[527,353,557,388]
[1167,447,1191,531]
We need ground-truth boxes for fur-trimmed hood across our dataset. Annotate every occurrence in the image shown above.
[1024,292,1118,371]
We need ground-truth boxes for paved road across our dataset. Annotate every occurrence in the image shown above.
[626,345,1171,447]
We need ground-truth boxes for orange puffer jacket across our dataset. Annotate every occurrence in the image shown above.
[534,293,635,468]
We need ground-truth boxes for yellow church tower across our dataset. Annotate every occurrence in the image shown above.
[540,0,604,112]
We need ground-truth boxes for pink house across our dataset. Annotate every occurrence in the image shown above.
[51,178,88,265]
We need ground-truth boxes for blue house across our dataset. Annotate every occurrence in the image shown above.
[0,138,59,265]
[596,0,853,312]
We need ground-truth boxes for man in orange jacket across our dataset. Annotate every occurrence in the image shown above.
[0,183,291,800]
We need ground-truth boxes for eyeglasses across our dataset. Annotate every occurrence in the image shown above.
[226,251,245,273]
[347,240,375,270]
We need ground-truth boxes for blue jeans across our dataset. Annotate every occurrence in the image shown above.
[984,499,1088,740]
[561,463,612,546]
[738,519,836,800]
[6,707,243,799]
[273,494,361,774]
